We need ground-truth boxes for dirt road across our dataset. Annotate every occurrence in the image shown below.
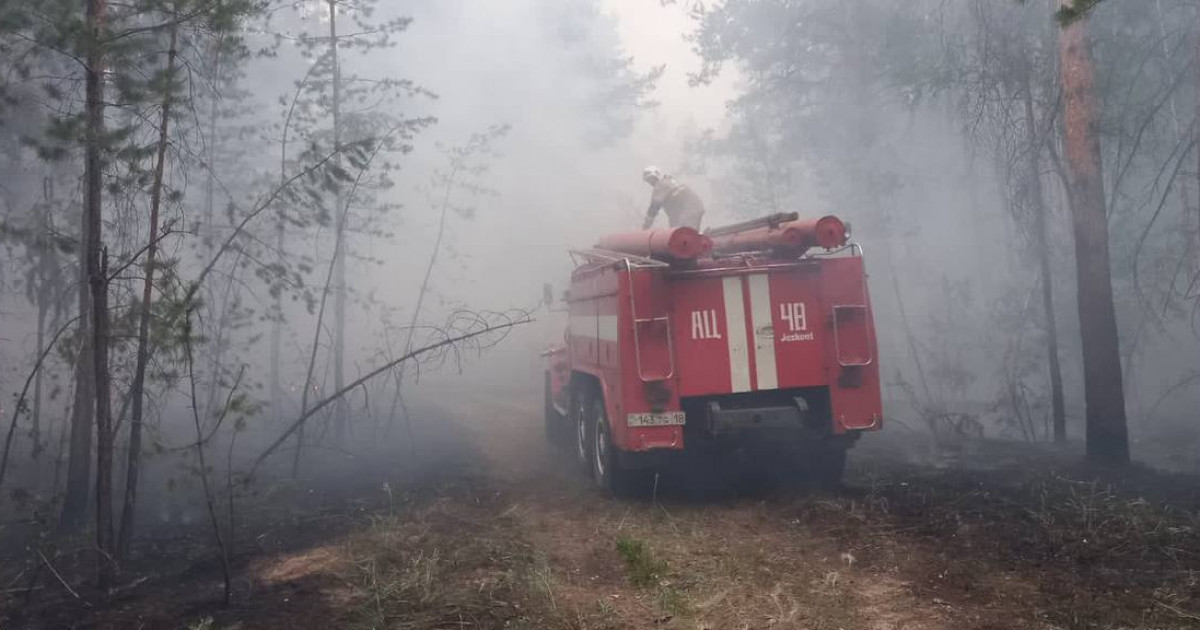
[5,378,1200,629]
[427,387,965,630]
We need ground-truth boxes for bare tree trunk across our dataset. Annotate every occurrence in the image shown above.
[81,0,115,587]
[32,281,47,460]
[1195,3,1200,267]
[92,251,114,587]
[1058,3,1129,466]
[1021,65,1067,444]
[118,26,177,560]
[391,163,463,437]
[61,0,107,535]
[60,299,93,533]
[270,218,283,415]
[328,0,348,445]
[271,63,319,432]
[184,322,232,606]
[206,37,222,251]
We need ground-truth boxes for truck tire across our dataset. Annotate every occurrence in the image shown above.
[571,383,593,474]
[590,396,630,495]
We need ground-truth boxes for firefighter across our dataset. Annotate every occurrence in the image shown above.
[641,166,705,231]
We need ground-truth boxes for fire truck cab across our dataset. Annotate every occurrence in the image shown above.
[543,213,882,493]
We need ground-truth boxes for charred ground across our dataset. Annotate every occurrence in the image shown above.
[3,383,1200,630]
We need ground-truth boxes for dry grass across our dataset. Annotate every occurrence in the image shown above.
[615,536,665,589]
[341,488,550,629]
[818,455,1200,629]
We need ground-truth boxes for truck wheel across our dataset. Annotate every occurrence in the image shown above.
[590,397,626,494]
[571,385,592,474]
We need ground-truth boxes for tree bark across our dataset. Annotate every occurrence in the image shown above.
[81,0,115,587]
[59,317,92,532]
[62,0,109,535]
[1021,64,1067,444]
[329,0,348,445]
[270,218,283,416]
[92,250,114,588]
[32,278,47,460]
[1057,4,1129,466]
[118,25,177,560]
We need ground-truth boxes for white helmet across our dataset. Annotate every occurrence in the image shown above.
[642,166,665,185]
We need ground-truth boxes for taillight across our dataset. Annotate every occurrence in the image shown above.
[814,216,848,249]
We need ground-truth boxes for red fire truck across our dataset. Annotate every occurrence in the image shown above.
[543,213,882,493]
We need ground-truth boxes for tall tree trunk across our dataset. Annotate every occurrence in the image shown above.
[82,0,114,587]
[270,218,283,416]
[206,37,222,251]
[59,318,92,532]
[93,251,114,587]
[1058,3,1130,466]
[118,26,177,559]
[271,64,318,433]
[1021,65,1067,444]
[32,272,47,460]
[328,0,348,445]
[61,0,107,535]
[184,323,232,606]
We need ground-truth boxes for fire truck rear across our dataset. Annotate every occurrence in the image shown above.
[543,213,882,493]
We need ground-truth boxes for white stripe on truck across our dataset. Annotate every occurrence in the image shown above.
[747,273,778,390]
[597,315,618,342]
[722,276,752,393]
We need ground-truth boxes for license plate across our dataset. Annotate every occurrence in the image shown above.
[627,412,686,427]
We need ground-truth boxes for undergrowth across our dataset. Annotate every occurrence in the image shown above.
[615,536,665,589]
[615,535,690,618]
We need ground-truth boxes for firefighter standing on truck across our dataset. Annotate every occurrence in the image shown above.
[642,166,705,230]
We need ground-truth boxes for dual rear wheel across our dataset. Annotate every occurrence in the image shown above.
[548,374,848,494]
[569,383,624,494]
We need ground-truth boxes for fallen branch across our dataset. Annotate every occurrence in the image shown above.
[249,314,532,477]
[36,549,89,607]
[1156,600,1200,622]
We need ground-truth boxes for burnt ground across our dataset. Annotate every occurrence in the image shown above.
[4,379,1200,629]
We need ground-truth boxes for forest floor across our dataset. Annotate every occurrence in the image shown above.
[4,378,1200,630]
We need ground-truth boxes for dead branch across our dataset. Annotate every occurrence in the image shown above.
[1144,371,1200,424]
[36,549,89,607]
[184,319,233,607]
[1156,600,1200,622]
[249,313,532,478]
[1131,133,1198,331]
[104,218,180,284]
[0,316,81,495]
[293,126,405,476]
[186,143,356,306]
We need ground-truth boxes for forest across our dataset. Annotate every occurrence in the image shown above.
[1,0,1199,628]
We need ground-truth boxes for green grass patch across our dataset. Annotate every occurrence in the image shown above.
[615,536,666,588]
